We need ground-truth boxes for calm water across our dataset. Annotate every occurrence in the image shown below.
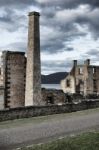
[42,84,61,90]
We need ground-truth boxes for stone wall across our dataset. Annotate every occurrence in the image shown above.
[61,75,75,94]
[0,87,98,110]
[41,89,65,105]
[0,100,99,122]
[0,86,4,110]
[61,59,99,96]
[2,51,26,108]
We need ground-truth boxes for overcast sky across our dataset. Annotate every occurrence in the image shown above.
[0,0,99,74]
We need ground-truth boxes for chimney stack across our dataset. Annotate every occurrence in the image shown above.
[73,60,77,67]
[25,11,42,106]
[85,59,90,66]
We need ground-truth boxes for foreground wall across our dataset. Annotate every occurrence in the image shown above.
[0,100,99,122]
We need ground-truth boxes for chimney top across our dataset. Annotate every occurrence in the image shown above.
[28,11,40,16]
[84,59,90,66]
[73,60,77,66]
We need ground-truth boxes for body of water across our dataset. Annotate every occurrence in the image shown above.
[42,84,61,90]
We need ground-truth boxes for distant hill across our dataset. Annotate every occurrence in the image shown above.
[41,72,68,84]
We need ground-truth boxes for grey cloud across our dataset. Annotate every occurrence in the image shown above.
[0,8,14,22]
[86,49,99,61]
[6,42,27,52]
[39,1,99,40]
[0,0,98,54]
[0,0,98,74]
[0,8,27,32]
[87,49,99,56]
[66,47,74,51]
[36,0,99,9]
[41,39,64,53]
[80,49,99,64]
[39,4,99,54]
[40,23,86,54]
[0,0,37,32]
[41,7,56,18]
[0,0,37,8]
[75,8,99,38]
[0,16,12,23]
[41,60,72,74]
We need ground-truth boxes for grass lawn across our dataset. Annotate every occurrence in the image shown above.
[20,132,99,150]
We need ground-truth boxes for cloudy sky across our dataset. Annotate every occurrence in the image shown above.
[0,0,99,74]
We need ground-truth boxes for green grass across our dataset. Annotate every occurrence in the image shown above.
[0,108,99,129]
[20,132,99,150]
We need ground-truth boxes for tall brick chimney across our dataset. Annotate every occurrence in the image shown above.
[25,11,42,106]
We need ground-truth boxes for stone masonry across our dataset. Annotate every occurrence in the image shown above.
[25,12,42,106]
[61,59,99,96]
[2,51,26,108]
[0,86,4,109]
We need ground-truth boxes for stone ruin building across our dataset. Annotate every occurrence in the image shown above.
[4,51,26,108]
[0,11,65,110]
[0,11,42,110]
[0,51,26,109]
[61,59,99,96]
[0,11,99,110]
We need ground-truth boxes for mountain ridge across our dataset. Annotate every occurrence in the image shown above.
[41,72,68,84]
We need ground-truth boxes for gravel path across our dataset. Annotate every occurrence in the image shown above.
[0,109,99,150]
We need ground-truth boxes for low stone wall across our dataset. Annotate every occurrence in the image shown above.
[0,100,99,122]
[42,89,65,105]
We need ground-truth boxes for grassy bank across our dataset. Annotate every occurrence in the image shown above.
[20,132,99,150]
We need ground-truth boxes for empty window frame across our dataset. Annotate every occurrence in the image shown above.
[66,79,71,87]
[93,67,96,74]
[79,67,83,74]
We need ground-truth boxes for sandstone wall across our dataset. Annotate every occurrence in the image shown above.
[0,100,99,122]
[25,12,41,106]
[41,89,65,105]
[0,87,4,109]
[2,51,26,108]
